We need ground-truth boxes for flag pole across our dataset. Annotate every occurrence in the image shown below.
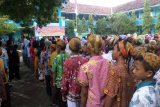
[75,0,78,37]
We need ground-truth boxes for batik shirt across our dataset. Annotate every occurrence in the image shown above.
[129,81,160,107]
[61,55,88,101]
[154,70,160,106]
[0,73,6,101]
[52,52,70,88]
[104,61,135,107]
[78,56,109,107]
[49,51,58,67]
[41,50,51,76]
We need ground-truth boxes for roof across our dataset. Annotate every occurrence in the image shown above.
[113,0,160,13]
[62,0,160,15]
[62,2,111,15]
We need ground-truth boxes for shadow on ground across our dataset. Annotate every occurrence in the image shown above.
[11,57,52,107]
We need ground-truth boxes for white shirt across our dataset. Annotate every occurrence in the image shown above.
[102,51,112,61]
[130,83,160,107]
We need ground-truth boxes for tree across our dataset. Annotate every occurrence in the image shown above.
[95,17,107,35]
[155,8,160,33]
[65,20,75,38]
[88,15,95,34]
[77,17,88,35]
[0,17,17,35]
[131,11,137,21]
[110,13,137,35]
[142,0,152,34]
[0,0,65,27]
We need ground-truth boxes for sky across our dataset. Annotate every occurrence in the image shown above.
[70,0,135,7]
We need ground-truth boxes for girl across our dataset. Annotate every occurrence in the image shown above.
[104,40,136,107]
[78,34,110,107]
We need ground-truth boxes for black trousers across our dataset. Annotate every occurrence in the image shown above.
[45,75,51,96]
[9,68,14,81]
[1,83,11,107]
[14,67,20,80]
[55,88,67,107]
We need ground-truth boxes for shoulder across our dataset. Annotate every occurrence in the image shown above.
[0,58,3,62]
[131,86,156,105]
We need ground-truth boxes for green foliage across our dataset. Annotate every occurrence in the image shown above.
[65,20,75,38]
[95,17,107,35]
[131,11,137,21]
[0,0,63,27]
[77,17,88,34]
[88,15,95,34]
[142,0,152,34]
[156,8,160,33]
[0,17,17,35]
[109,13,137,35]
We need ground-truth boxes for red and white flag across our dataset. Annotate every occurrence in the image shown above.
[75,0,78,14]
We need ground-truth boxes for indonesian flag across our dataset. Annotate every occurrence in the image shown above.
[75,0,78,14]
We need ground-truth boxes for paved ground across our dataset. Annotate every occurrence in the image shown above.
[11,57,52,107]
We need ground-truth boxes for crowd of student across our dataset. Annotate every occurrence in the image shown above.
[0,40,20,107]
[1,33,160,107]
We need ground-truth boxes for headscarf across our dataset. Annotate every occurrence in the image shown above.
[149,40,157,46]
[50,44,56,49]
[87,34,102,54]
[143,52,160,72]
[69,37,81,51]
[134,46,147,57]
[56,39,66,49]
[117,40,135,59]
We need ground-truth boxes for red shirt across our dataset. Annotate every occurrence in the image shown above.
[61,55,88,101]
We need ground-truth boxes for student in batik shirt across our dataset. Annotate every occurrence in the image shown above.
[61,38,88,107]
[52,39,70,107]
[129,53,160,107]
[0,50,7,107]
[50,42,60,106]
[104,40,136,107]
[78,34,110,107]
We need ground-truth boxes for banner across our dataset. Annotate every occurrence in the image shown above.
[34,25,65,37]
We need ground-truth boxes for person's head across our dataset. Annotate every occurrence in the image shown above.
[145,39,149,44]
[149,40,156,50]
[56,39,66,52]
[50,44,56,53]
[14,44,18,50]
[87,34,102,55]
[133,53,160,81]
[112,40,135,61]
[134,46,147,57]
[82,43,88,54]
[69,37,81,54]
[106,36,119,52]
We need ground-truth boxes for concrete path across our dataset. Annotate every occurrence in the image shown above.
[11,57,52,107]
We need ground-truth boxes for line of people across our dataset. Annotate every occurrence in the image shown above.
[22,33,160,107]
[0,40,20,107]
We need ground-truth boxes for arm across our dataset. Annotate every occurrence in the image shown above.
[52,57,57,86]
[81,86,88,107]
[52,73,57,86]
[103,65,119,107]
[104,95,114,107]
[0,60,8,83]
[61,60,70,101]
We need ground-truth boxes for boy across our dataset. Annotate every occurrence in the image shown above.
[61,38,88,107]
[52,39,69,107]
[130,53,160,107]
